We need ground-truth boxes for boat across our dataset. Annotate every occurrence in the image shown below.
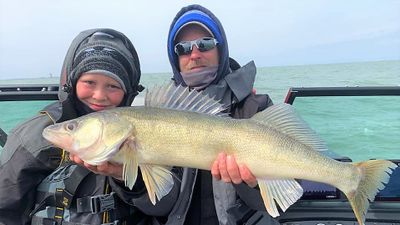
[278,86,400,225]
[0,84,399,224]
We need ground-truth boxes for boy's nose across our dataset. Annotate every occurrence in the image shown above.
[92,88,107,100]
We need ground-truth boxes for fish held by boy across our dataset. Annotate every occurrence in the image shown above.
[42,82,397,225]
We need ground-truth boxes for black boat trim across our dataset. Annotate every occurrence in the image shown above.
[0,84,58,101]
[284,86,400,104]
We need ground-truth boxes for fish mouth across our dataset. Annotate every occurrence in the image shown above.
[42,126,68,148]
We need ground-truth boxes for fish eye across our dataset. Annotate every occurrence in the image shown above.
[65,122,77,131]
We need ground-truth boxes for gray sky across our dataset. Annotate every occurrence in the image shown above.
[0,0,399,79]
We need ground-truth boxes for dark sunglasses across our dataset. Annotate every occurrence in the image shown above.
[174,37,218,56]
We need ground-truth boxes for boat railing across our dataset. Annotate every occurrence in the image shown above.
[284,86,400,104]
[0,84,59,146]
[0,84,59,101]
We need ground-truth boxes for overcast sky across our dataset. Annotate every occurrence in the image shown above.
[0,0,399,79]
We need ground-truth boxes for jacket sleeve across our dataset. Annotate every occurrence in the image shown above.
[109,167,181,217]
[0,117,59,225]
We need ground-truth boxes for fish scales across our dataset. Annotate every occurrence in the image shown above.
[118,106,357,190]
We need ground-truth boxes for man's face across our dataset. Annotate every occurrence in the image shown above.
[176,25,219,73]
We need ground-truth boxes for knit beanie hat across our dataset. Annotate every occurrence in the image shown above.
[71,32,133,93]
[60,29,142,106]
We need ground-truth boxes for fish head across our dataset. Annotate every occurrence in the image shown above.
[43,111,133,163]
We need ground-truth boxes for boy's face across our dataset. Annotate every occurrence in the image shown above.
[76,73,125,111]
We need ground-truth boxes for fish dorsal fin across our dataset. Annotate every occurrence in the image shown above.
[251,103,328,151]
[145,81,228,116]
[257,178,303,217]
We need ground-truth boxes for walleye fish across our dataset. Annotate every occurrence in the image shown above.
[43,83,397,225]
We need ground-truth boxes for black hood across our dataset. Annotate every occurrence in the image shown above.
[59,28,142,106]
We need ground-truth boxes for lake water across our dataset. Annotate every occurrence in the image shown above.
[1,60,399,161]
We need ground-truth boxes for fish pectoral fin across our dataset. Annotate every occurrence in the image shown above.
[258,178,303,217]
[140,164,174,205]
[119,138,139,189]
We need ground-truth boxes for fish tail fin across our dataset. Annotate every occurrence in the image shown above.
[344,160,397,225]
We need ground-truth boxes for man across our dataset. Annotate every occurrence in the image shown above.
[165,4,275,225]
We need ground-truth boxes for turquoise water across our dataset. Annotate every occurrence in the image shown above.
[1,60,399,161]
[294,96,399,161]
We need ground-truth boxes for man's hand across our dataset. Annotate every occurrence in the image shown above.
[211,152,257,188]
[69,154,124,181]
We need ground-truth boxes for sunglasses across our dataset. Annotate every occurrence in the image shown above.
[174,37,218,56]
